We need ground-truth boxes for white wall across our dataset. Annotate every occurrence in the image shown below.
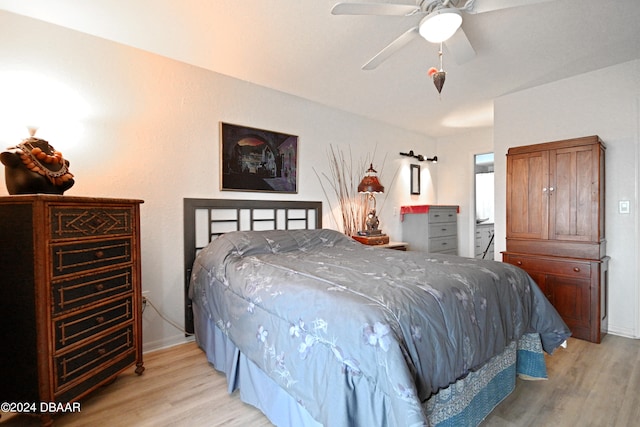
[494,60,640,338]
[0,11,436,351]
[436,127,494,258]
[4,10,638,346]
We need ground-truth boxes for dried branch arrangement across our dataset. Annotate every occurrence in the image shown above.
[314,145,397,236]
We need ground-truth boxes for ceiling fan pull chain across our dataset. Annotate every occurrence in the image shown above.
[431,42,446,96]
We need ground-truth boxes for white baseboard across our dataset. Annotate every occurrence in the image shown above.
[142,333,195,354]
[605,324,639,339]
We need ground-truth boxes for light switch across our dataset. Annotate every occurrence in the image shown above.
[619,200,630,214]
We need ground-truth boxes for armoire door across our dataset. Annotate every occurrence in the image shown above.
[548,144,601,242]
[506,150,549,240]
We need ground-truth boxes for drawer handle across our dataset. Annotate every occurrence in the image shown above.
[95,250,105,259]
[516,261,523,265]
[97,348,107,356]
[96,316,105,324]
[573,267,581,272]
[441,242,448,246]
[95,283,105,291]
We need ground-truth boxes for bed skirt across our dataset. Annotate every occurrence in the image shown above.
[193,303,547,427]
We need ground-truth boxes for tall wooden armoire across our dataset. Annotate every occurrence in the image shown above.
[502,135,608,343]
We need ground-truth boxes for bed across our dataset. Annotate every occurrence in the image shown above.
[184,198,570,427]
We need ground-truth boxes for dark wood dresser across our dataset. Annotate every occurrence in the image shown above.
[502,136,607,343]
[0,195,143,425]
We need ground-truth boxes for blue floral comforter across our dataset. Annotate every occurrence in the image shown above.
[189,229,570,426]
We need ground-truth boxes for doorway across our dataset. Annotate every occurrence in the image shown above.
[474,153,494,259]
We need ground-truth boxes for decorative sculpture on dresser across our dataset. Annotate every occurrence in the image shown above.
[1,130,74,195]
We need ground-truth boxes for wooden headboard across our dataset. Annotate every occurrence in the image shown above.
[183,198,323,334]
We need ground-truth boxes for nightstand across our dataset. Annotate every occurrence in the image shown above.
[377,241,408,251]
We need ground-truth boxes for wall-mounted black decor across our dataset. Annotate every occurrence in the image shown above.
[410,164,420,195]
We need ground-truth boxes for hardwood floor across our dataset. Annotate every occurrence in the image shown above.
[2,335,639,426]
[484,334,640,427]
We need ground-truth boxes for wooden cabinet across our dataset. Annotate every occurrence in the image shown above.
[401,205,459,255]
[475,223,495,260]
[0,195,144,425]
[503,253,608,343]
[505,136,605,259]
[502,136,607,342]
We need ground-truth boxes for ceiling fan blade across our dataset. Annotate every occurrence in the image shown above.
[331,2,420,16]
[444,27,476,64]
[464,0,555,14]
[362,26,420,70]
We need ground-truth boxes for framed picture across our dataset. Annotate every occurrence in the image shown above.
[220,122,298,193]
[410,164,420,195]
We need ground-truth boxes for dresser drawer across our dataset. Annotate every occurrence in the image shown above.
[51,238,132,277]
[429,236,457,253]
[50,205,134,239]
[52,267,134,315]
[429,222,456,238]
[504,254,591,279]
[428,208,458,224]
[55,324,135,391]
[54,296,134,350]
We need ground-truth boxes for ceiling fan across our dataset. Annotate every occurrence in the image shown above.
[331,0,555,70]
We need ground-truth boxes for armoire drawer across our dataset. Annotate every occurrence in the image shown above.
[50,205,135,239]
[52,267,134,315]
[504,254,591,279]
[51,238,132,277]
[54,296,134,350]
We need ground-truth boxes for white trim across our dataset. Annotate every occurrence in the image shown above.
[635,95,640,338]
[142,334,194,354]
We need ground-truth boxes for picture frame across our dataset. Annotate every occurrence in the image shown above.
[220,122,298,193]
[410,164,420,195]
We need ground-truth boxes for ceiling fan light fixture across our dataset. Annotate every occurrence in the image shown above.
[419,8,462,43]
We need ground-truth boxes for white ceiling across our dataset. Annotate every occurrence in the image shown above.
[2,0,640,137]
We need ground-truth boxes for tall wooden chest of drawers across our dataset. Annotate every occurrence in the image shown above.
[0,195,144,424]
[400,205,459,255]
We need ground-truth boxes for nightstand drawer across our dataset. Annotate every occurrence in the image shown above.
[54,296,133,350]
[51,238,132,277]
[50,205,134,239]
[55,324,135,390]
[52,267,134,315]
[429,222,456,238]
